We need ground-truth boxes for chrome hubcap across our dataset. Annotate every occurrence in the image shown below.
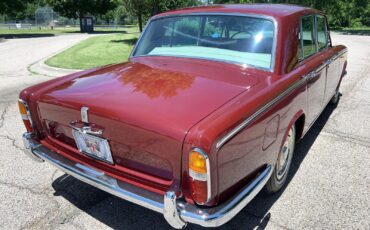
[276,128,294,181]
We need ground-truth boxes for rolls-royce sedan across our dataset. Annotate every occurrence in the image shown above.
[19,4,347,228]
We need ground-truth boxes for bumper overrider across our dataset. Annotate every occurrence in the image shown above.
[23,132,272,228]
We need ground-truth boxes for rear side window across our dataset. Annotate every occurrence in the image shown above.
[316,16,328,51]
[301,15,316,58]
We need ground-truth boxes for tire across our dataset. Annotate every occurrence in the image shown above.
[330,87,340,105]
[265,125,296,194]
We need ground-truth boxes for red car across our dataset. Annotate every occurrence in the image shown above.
[19,4,347,228]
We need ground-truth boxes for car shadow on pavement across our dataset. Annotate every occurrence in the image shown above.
[51,100,339,230]
[0,33,56,39]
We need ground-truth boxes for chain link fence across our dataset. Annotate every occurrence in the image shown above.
[0,6,128,31]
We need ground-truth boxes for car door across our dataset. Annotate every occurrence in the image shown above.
[318,16,341,103]
[299,15,327,126]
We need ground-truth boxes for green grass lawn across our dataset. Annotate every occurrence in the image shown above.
[0,26,138,38]
[335,27,370,35]
[0,27,78,35]
[45,27,140,70]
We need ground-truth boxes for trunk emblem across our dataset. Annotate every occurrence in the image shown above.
[70,107,103,136]
[81,107,89,124]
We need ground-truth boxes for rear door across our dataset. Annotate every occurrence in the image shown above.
[299,15,327,125]
[318,16,341,102]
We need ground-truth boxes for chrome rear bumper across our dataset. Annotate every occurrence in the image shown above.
[22,132,272,228]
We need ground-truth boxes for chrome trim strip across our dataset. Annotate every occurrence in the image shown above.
[316,62,328,73]
[216,48,348,149]
[178,165,273,227]
[331,49,348,62]
[216,78,307,149]
[22,132,273,228]
[130,12,278,73]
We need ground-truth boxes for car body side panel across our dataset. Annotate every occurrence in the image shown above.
[181,25,347,206]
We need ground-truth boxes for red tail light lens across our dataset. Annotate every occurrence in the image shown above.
[18,99,33,132]
[189,148,210,205]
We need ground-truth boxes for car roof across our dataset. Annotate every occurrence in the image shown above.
[154,4,321,19]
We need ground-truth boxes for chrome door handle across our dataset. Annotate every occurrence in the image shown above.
[302,71,316,80]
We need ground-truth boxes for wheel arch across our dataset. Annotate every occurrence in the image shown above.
[294,113,305,143]
[282,110,305,148]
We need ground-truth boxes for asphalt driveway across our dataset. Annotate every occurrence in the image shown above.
[0,33,369,229]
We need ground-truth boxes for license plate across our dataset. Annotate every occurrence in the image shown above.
[72,129,113,164]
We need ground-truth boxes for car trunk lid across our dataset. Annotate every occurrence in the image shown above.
[36,56,260,191]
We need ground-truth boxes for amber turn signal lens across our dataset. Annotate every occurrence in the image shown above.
[189,149,210,205]
[189,150,207,174]
[18,100,28,120]
[18,99,33,132]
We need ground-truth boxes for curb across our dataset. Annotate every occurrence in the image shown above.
[28,57,82,78]
[27,34,102,77]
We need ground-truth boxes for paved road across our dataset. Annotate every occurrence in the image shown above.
[0,34,369,230]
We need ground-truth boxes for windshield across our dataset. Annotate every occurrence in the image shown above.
[132,15,275,71]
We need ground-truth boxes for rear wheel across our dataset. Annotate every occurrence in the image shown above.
[265,125,296,193]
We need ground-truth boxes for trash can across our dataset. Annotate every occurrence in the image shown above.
[80,17,94,33]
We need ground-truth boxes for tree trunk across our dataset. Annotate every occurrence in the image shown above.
[152,0,159,16]
[138,13,143,32]
[79,17,84,32]
[78,11,85,33]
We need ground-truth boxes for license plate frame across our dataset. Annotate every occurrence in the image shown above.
[72,129,113,164]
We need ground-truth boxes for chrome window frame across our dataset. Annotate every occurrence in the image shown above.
[298,13,331,63]
[315,14,329,52]
[130,12,278,73]
[298,14,317,61]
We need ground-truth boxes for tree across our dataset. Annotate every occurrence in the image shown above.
[122,0,148,32]
[0,0,35,16]
[123,0,201,32]
[46,0,118,31]
[212,0,370,28]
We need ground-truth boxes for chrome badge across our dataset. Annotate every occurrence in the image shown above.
[81,107,89,123]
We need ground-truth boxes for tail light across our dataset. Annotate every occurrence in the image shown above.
[189,148,211,205]
[18,99,33,132]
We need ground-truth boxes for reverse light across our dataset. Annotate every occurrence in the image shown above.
[18,99,33,132]
[189,148,211,205]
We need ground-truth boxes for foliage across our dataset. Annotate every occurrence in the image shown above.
[1,0,369,30]
[122,0,201,32]
[0,0,36,16]
[213,0,370,28]
[45,0,118,19]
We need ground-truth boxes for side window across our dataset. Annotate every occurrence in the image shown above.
[300,15,316,58]
[316,16,328,51]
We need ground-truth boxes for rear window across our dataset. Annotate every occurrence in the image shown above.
[132,15,276,71]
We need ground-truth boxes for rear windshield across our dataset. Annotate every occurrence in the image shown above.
[132,15,275,71]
